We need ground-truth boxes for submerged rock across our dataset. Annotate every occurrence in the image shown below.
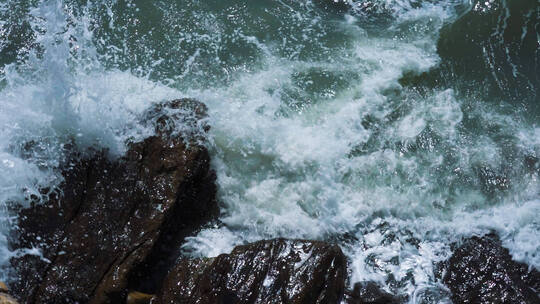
[9,99,217,304]
[400,0,538,110]
[156,238,346,304]
[444,234,540,304]
[437,0,538,101]
[344,281,400,304]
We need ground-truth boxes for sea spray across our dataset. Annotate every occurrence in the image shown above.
[0,1,538,302]
[0,0,180,279]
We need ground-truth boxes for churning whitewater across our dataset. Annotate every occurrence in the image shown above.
[0,0,538,303]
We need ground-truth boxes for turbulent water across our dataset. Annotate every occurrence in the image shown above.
[0,0,538,302]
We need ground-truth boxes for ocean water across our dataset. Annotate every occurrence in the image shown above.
[0,0,538,302]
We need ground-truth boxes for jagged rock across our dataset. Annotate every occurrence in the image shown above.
[9,99,218,304]
[344,281,400,304]
[444,234,540,304]
[156,239,347,304]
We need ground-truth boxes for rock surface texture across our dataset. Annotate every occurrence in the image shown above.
[0,282,18,304]
[9,99,218,304]
[156,239,347,304]
[444,234,540,304]
[344,281,400,304]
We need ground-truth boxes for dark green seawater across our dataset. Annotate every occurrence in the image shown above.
[0,1,538,302]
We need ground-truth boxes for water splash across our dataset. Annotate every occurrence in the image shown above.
[0,0,180,278]
[0,1,538,302]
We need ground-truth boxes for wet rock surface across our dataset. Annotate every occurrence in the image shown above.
[444,234,540,304]
[344,281,401,304]
[9,99,217,304]
[156,238,346,304]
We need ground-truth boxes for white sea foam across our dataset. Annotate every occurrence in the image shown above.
[0,1,538,302]
[180,1,540,301]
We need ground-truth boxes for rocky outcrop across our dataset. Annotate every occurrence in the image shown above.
[9,99,218,304]
[444,234,540,304]
[156,239,347,304]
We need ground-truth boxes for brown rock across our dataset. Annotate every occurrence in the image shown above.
[443,234,540,304]
[156,238,347,304]
[9,99,218,304]
[0,292,18,304]
[126,291,154,304]
[0,282,17,304]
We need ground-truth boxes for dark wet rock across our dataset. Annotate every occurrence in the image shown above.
[9,99,218,304]
[524,155,539,174]
[156,238,347,304]
[444,234,540,304]
[344,281,400,304]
